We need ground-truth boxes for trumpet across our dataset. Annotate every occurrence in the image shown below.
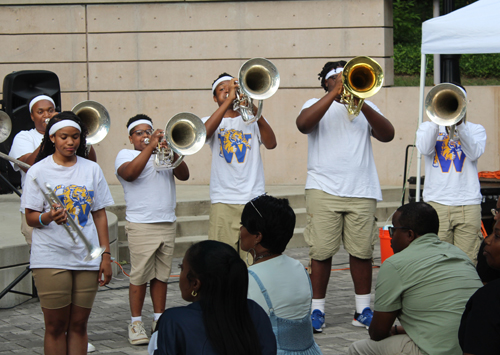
[425,83,466,141]
[233,58,280,125]
[33,177,105,261]
[145,112,206,171]
[340,56,384,118]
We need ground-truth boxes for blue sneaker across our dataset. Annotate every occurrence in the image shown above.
[311,309,325,333]
[352,307,373,329]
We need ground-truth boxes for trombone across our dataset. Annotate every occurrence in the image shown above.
[340,56,384,118]
[145,112,206,171]
[234,58,280,125]
[425,83,466,141]
[33,177,105,261]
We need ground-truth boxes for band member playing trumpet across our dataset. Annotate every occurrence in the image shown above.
[21,111,114,355]
[203,73,277,259]
[296,60,394,333]
[416,84,486,264]
[115,114,189,345]
[9,95,96,246]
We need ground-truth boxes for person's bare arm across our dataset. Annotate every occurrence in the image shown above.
[92,208,112,286]
[368,310,399,341]
[205,79,238,139]
[117,130,163,182]
[296,77,342,134]
[362,104,395,143]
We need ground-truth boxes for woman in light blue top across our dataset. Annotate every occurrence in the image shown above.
[241,195,322,355]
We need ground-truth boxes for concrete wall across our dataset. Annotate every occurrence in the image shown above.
[2,0,496,189]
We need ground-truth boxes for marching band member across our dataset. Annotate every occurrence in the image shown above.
[9,95,96,246]
[202,73,276,259]
[416,84,486,264]
[296,60,394,333]
[21,111,113,355]
[115,114,189,345]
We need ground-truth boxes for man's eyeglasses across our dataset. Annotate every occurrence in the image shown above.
[250,193,267,218]
[131,129,154,137]
[388,226,411,237]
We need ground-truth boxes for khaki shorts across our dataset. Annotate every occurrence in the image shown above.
[21,212,33,246]
[208,203,246,259]
[126,221,176,285]
[32,268,99,309]
[428,202,483,264]
[304,189,377,261]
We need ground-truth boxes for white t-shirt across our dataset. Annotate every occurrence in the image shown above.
[248,255,311,320]
[301,99,383,201]
[21,156,114,270]
[9,128,44,212]
[416,121,486,206]
[202,115,265,204]
[115,149,177,223]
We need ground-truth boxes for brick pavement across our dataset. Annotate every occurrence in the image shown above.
[0,245,382,354]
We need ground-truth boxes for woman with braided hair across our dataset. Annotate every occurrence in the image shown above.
[21,111,114,355]
[150,240,277,355]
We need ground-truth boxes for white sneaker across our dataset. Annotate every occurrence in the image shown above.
[151,319,158,334]
[87,343,96,353]
[128,321,149,345]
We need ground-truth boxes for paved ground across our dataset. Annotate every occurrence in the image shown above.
[0,244,382,354]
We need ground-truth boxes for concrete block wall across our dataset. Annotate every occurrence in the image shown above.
[1,0,498,187]
[0,0,403,185]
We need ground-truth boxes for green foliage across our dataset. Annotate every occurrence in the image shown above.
[393,0,422,44]
[394,44,500,78]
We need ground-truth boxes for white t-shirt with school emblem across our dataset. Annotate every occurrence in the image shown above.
[416,121,486,206]
[201,115,265,204]
[21,156,114,270]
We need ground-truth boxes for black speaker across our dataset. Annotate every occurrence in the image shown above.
[0,70,61,193]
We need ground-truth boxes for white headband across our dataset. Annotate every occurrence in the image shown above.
[29,95,55,113]
[127,119,153,135]
[49,120,81,136]
[212,76,234,94]
[325,67,344,81]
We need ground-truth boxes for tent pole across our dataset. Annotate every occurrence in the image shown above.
[416,53,426,202]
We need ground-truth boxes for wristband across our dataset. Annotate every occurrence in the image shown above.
[102,252,111,256]
[39,212,48,227]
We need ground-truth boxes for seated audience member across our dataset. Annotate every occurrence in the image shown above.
[459,216,500,355]
[150,240,277,355]
[348,202,482,355]
[240,195,322,354]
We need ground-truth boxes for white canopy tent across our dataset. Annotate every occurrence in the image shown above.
[415,0,500,201]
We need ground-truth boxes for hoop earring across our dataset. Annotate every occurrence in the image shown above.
[191,290,197,297]
[246,248,257,266]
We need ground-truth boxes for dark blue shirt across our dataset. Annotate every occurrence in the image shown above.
[155,299,277,355]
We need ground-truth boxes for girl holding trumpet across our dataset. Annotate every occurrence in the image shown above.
[21,111,114,355]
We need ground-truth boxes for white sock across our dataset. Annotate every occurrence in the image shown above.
[131,316,142,324]
[153,313,162,321]
[355,294,371,314]
[311,298,326,313]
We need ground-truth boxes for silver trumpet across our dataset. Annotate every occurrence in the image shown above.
[234,58,280,125]
[33,177,105,261]
[145,112,206,171]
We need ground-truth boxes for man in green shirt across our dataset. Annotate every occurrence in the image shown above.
[348,202,482,355]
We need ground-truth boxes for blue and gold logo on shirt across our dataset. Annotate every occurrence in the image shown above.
[432,133,466,173]
[54,184,94,228]
[218,129,252,164]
